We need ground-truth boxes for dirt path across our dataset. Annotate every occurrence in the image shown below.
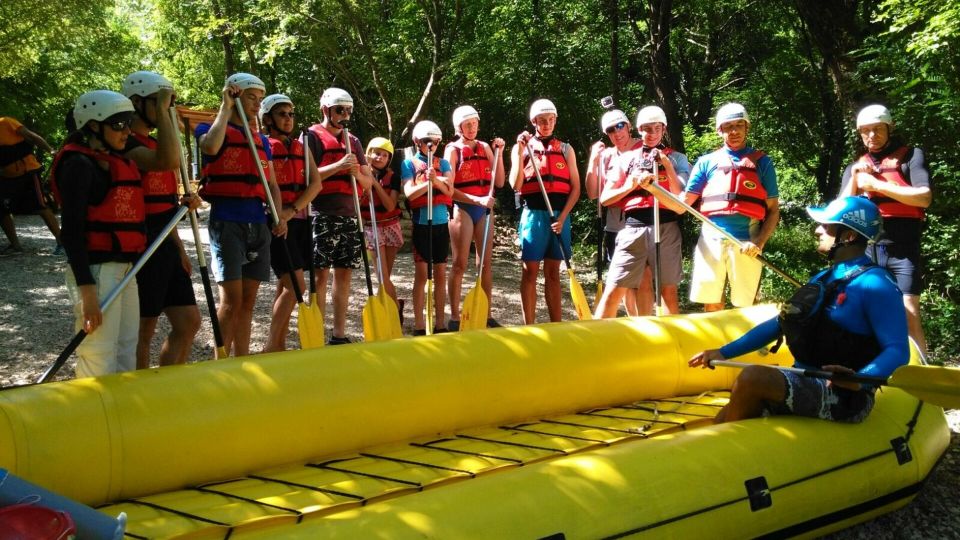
[0,212,956,537]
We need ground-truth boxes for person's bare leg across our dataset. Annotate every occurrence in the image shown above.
[903,295,927,355]
[136,317,159,369]
[543,259,562,322]
[331,268,352,339]
[716,365,786,423]
[159,305,201,365]
[520,261,541,325]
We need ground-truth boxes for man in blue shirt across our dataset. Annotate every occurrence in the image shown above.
[689,197,909,424]
[656,103,779,311]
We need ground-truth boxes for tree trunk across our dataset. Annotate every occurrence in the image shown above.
[208,0,236,77]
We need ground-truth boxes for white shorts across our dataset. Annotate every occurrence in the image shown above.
[689,224,762,307]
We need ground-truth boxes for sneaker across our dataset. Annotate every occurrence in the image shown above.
[433,327,449,335]
[446,319,460,332]
[52,243,64,256]
[412,329,427,336]
[487,318,502,328]
[328,335,352,346]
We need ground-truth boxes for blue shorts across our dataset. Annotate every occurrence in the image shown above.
[209,220,272,282]
[454,201,487,224]
[519,207,572,262]
[763,371,875,423]
[869,243,921,295]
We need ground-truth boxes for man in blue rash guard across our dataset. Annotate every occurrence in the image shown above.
[689,197,908,424]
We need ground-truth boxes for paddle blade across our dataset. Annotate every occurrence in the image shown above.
[377,291,403,340]
[889,364,960,409]
[568,269,593,321]
[297,301,325,349]
[364,291,402,342]
[460,280,488,332]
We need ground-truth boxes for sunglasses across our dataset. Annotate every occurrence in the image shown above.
[605,121,627,134]
[333,106,353,115]
[105,119,132,132]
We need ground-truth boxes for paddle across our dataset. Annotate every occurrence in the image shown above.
[425,143,436,335]
[710,360,960,410]
[39,205,190,383]
[651,151,663,316]
[595,195,604,310]
[343,127,393,342]
[298,130,324,347]
[525,144,592,320]
[366,184,403,339]
[169,107,227,358]
[235,99,322,349]
[643,181,802,287]
[461,146,501,331]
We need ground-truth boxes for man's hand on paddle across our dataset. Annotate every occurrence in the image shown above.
[822,365,862,391]
[689,349,725,369]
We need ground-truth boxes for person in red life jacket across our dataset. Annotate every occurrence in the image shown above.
[52,90,146,377]
[0,116,62,255]
[839,104,932,354]
[444,106,506,330]
[361,137,403,315]
[509,98,581,324]
[121,70,201,368]
[304,87,374,345]
[653,102,779,312]
[594,106,690,318]
[195,73,286,357]
[402,120,454,335]
[259,93,326,352]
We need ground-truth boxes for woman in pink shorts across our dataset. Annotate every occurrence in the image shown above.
[361,137,404,312]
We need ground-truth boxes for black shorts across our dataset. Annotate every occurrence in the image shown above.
[0,172,46,215]
[136,237,198,317]
[270,218,312,277]
[312,213,362,269]
[869,242,922,295]
[412,222,450,264]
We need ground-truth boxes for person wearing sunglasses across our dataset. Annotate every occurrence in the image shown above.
[305,87,374,345]
[50,90,147,377]
[121,71,201,369]
[196,72,285,358]
[509,99,581,324]
[444,105,506,331]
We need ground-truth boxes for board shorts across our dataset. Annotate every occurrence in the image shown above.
[136,236,197,317]
[763,370,876,423]
[363,218,404,251]
[313,213,361,269]
[209,220,272,283]
[0,171,46,215]
[606,222,683,289]
[270,218,312,277]
[519,207,572,262]
[689,224,762,307]
[869,242,921,296]
[412,222,450,264]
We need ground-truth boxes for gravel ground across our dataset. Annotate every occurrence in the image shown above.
[0,212,957,537]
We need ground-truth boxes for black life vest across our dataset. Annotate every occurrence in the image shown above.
[772,265,881,371]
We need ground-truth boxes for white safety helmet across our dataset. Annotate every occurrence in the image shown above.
[122,71,174,98]
[856,104,893,129]
[452,105,480,134]
[226,72,266,92]
[259,94,294,123]
[635,105,668,127]
[600,109,630,132]
[715,102,750,129]
[412,120,442,143]
[73,90,135,129]
[529,98,558,122]
[320,87,353,108]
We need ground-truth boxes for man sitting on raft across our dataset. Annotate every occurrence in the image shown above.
[689,196,908,424]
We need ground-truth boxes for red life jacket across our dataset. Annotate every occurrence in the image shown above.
[519,137,571,198]
[360,168,402,222]
[450,140,493,197]
[130,132,179,215]
[858,147,924,220]
[198,124,267,201]
[269,136,306,205]
[407,156,452,210]
[51,144,147,256]
[700,149,769,220]
[308,124,353,197]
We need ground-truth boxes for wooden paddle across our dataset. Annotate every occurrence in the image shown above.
[366,187,403,339]
[461,146,501,331]
[644,181,802,288]
[711,360,960,410]
[39,206,190,383]
[235,99,323,349]
[343,127,393,342]
[169,107,227,358]
[525,144,592,320]
[298,130,324,347]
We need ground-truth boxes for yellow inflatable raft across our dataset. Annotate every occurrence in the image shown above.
[0,305,949,538]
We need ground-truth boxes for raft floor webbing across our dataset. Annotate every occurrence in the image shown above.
[103,392,727,539]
